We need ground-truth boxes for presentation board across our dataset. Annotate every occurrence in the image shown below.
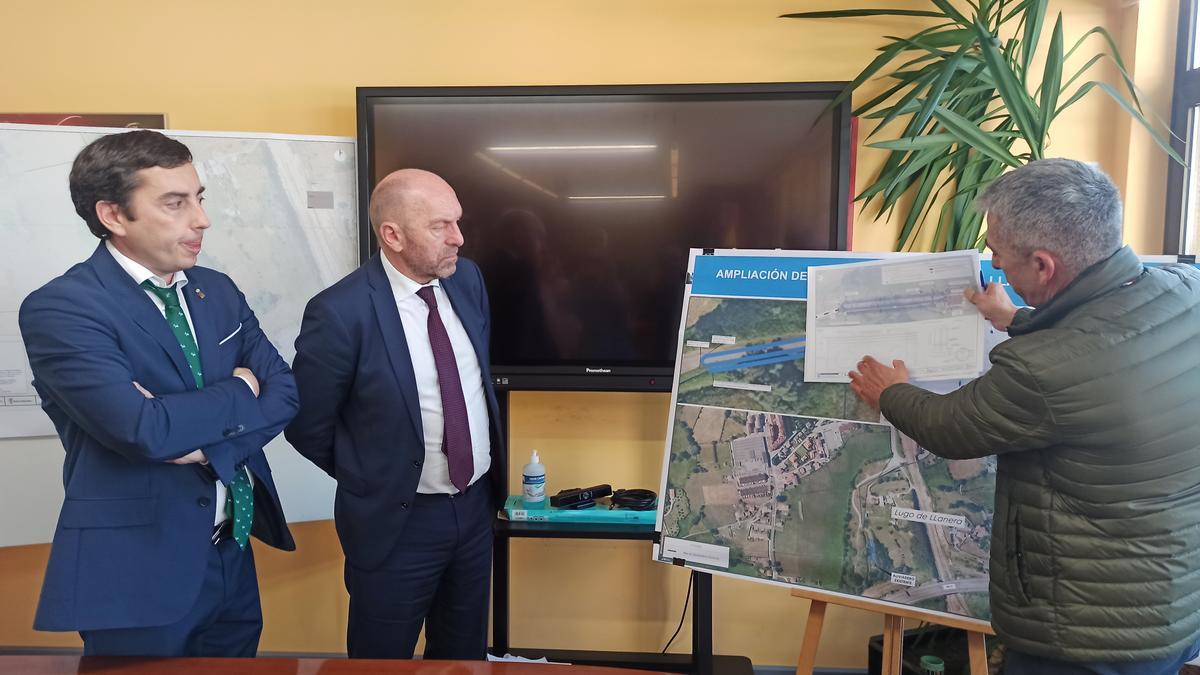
[653,247,1193,624]
[655,248,997,623]
[0,123,357,546]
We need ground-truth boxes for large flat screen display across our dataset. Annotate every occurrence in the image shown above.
[357,83,851,391]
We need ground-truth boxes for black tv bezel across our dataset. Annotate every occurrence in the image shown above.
[355,82,852,392]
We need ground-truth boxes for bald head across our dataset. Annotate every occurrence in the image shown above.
[370,169,465,283]
[369,169,457,238]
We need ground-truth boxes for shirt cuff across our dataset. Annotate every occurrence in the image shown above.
[234,374,256,395]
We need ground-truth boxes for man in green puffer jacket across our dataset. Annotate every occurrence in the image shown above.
[849,159,1200,675]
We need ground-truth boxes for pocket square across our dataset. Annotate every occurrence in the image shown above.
[218,323,243,346]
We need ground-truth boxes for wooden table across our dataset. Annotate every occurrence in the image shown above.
[0,655,676,674]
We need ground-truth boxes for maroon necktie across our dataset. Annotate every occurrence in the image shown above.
[416,286,474,492]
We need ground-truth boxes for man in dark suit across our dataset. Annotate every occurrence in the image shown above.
[286,168,505,660]
[19,130,297,656]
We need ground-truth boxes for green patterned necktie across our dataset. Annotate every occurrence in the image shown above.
[141,280,203,388]
[140,280,253,549]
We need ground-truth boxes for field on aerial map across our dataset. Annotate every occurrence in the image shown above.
[661,406,994,619]
[675,297,878,423]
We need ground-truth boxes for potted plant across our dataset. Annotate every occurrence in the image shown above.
[783,0,1182,251]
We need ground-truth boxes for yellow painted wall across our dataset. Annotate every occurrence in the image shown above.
[0,0,1179,668]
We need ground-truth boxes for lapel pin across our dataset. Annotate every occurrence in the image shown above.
[194,288,206,300]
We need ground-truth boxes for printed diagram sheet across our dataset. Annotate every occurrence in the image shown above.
[804,252,985,383]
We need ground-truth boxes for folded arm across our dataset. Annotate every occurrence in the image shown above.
[20,292,271,464]
[199,288,298,483]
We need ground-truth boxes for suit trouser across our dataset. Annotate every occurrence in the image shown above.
[345,479,493,660]
[80,537,261,657]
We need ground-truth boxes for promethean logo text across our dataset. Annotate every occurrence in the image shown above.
[585,367,612,374]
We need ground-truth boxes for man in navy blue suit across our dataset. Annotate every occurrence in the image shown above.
[286,169,505,660]
[19,130,297,656]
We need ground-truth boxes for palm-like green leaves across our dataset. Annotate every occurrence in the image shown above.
[782,1,1182,251]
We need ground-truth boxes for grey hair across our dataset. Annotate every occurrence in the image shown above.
[977,158,1122,275]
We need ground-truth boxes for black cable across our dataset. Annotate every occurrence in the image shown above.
[661,573,694,653]
[612,488,657,511]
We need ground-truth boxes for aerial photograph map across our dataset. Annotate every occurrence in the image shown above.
[659,286,996,621]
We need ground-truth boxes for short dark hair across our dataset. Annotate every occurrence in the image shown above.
[69,130,193,239]
[977,158,1123,276]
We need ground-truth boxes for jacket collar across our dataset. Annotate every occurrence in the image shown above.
[1009,245,1143,336]
[87,243,198,387]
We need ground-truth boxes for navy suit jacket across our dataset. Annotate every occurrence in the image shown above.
[285,254,505,571]
[19,244,297,632]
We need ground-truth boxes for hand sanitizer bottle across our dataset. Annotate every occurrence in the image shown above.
[522,450,546,508]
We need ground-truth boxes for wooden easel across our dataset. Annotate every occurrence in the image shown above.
[791,587,994,675]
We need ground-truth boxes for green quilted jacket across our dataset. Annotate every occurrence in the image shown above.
[880,246,1200,662]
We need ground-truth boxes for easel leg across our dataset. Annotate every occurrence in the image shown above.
[968,630,988,675]
[789,588,992,675]
[882,614,904,675]
[794,600,827,675]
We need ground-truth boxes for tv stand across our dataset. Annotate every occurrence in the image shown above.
[490,391,751,674]
[492,520,751,675]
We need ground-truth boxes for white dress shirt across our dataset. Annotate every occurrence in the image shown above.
[105,241,249,526]
[381,254,491,494]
